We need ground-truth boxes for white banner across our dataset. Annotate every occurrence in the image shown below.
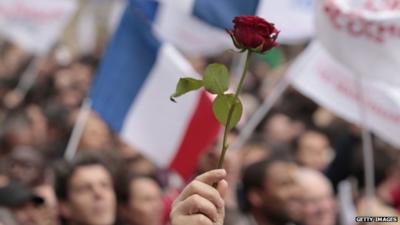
[0,0,77,55]
[315,0,400,86]
[289,41,400,148]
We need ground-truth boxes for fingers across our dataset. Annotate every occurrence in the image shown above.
[170,170,228,225]
[177,179,224,208]
[171,214,213,225]
[196,169,226,186]
[173,194,219,223]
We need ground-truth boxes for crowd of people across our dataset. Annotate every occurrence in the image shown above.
[0,9,400,225]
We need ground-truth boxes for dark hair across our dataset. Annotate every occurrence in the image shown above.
[291,128,329,154]
[239,151,293,212]
[243,134,268,148]
[0,109,32,154]
[54,152,114,201]
[75,55,99,69]
[116,173,159,205]
[277,89,318,127]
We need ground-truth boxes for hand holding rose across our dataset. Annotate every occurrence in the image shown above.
[170,170,228,225]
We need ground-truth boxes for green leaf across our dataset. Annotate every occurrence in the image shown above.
[212,94,243,129]
[170,77,203,102]
[203,63,229,94]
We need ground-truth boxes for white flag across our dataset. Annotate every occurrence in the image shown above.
[0,0,77,55]
[289,41,400,148]
[315,0,400,85]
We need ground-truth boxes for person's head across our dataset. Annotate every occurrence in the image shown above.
[293,130,333,171]
[241,152,302,224]
[263,113,294,145]
[124,155,157,177]
[1,110,34,153]
[53,63,89,109]
[0,175,44,225]
[296,168,336,225]
[43,101,71,141]
[262,112,303,147]
[117,174,163,225]
[6,145,45,187]
[239,137,270,170]
[55,152,116,225]
[8,201,39,225]
[78,112,113,151]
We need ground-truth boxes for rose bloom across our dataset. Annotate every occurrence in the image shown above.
[227,16,279,53]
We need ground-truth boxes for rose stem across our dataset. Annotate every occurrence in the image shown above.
[216,50,252,169]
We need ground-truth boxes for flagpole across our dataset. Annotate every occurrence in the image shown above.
[338,180,357,225]
[231,73,290,151]
[64,98,92,161]
[355,75,375,206]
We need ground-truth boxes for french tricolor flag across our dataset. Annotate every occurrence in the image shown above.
[89,1,220,180]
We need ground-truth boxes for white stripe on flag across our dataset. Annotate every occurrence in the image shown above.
[158,0,195,13]
[121,44,200,167]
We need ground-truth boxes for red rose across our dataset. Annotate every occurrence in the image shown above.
[227,16,279,53]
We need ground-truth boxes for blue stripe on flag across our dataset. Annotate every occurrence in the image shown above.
[90,1,161,132]
[192,0,260,29]
[131,0,159,21]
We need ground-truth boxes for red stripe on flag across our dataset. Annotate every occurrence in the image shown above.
[169,91,221,181]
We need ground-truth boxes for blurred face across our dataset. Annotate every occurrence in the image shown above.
[71,63,92,92]
[264,114,294,144]
[256,162,302,223]
[12,203,38,225]
[263,114,304,146]
[296,132,332,171]
[241,145,269,169]
[55,68,85,108]
[126,158,157,177]
[7,147,44,187]
[121,178,163,225]
[8,125,34,147]
[79,114,113,151]
[298,174,336,225]
[13,202,60,225]
[63,165,116,225]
